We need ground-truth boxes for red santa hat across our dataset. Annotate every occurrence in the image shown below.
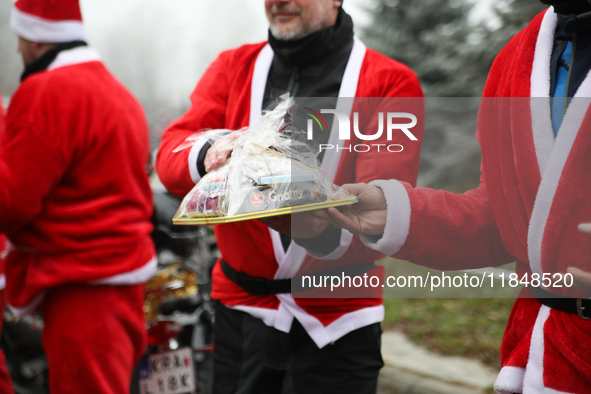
[10,0,85,43]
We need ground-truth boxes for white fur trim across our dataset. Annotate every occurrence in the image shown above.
[523,304,549,393]
[274,301,296,333]
[321,37,366,184]
[528,94,591,279]
[321,304,384,345]
[90,256,157,285]
[0,274,5,291]
[530,9,555,98]
[276,292,383,348]
[227,303,294,333]
[231,297,383,348]
[494,366,525,394]
[11,7,85,43]
[520,305,570,394]
[275,243,302,281]
[187,134,211,183]
[249,44,274,125]
[47,47,101,71]
[530,9,556,175]
[359,179,411,256]
[339,37,365,97]
[305,229,354,260]
[7,257,156,318]
[8,292,46,318]
[250,45,291,280]
[271,235,310,281]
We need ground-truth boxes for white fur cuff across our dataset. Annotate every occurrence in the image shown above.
[494,366,525,394]
[359,179,411,256]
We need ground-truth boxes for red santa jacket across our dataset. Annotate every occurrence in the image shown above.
[157,38,423,347]
[0,47,156,315]
[0,99,5,291]
[362,9,591,394]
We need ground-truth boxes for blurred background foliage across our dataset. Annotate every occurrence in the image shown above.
[362,0,547,192]
[362,0,547,97]
[379,258,518,368]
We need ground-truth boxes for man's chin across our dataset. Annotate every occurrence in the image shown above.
[270,23,308,41]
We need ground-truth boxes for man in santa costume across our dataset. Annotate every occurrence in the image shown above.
[156,0,423,392]
[0,100,14,394]
[1,1,156,393]
[320,1,591,393]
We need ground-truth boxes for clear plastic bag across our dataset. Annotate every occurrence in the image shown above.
[173,97,356,225]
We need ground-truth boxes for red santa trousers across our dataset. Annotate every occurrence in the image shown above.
[40,284,146,394]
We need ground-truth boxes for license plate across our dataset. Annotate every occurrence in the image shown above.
[139,347,195,394]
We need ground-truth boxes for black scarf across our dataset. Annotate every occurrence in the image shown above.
[21,40,87,82]
[267,7,354,67]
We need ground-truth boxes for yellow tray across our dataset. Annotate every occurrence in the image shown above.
[173,196,357,225]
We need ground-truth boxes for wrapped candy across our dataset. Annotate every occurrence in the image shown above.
[173,97,356,225]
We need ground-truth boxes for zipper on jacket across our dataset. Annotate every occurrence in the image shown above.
[286,66,300,96]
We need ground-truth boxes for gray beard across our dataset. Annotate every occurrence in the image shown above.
[269,23,309,41]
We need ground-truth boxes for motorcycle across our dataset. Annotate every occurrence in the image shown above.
[0,312,48,394]
[131,189,216,394]
[1,189,216,394]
